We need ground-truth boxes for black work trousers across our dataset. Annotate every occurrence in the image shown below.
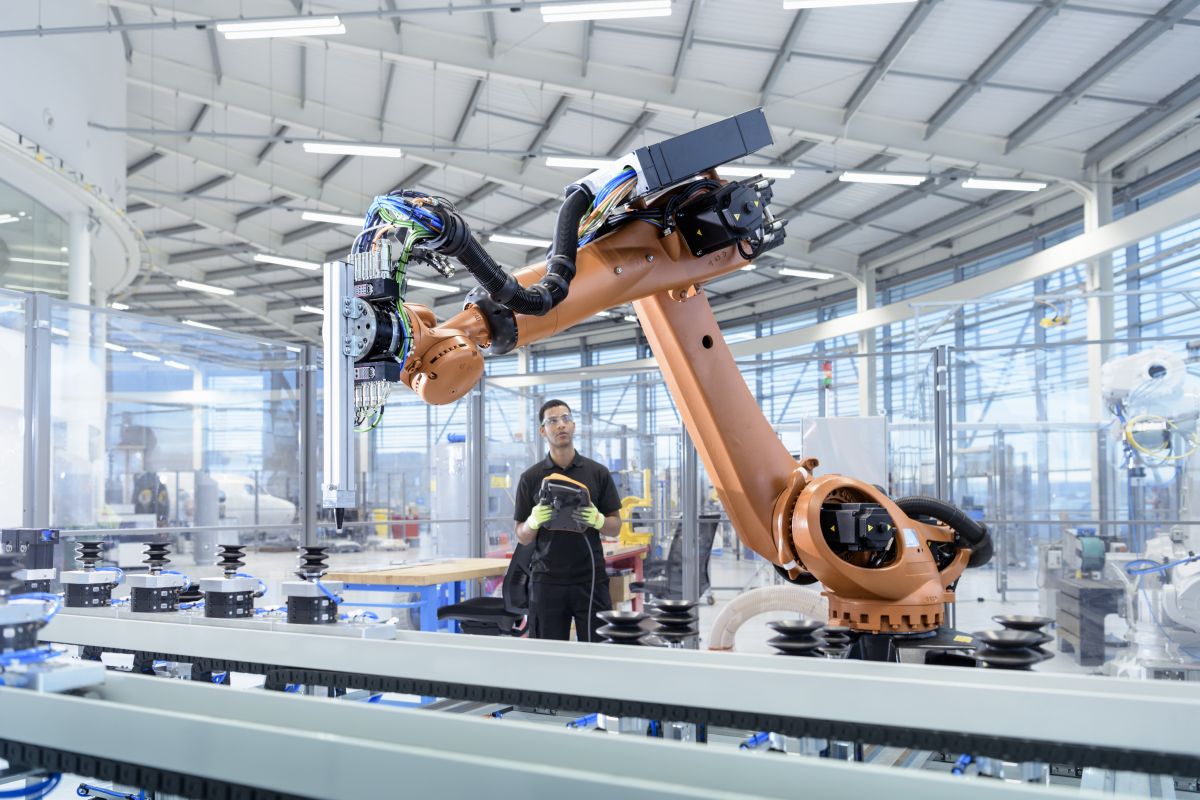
[528,577,612,642]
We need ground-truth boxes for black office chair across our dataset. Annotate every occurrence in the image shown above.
[437,543,532,636]
[630,513,719,602]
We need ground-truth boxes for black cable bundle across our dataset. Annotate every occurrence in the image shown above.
[426,185,594,317]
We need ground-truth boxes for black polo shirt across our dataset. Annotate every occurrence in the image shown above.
[513,451,622,584]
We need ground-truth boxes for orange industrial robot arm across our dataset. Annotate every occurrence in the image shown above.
[324,110,992,636]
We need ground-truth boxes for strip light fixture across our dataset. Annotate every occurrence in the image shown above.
[182,319,222,331]
[779,268,835,280]
[103,342,128,353]
[301,211,363,226]
[176,279,235,297]
[961,177,1047,192]
[299,305,325,316]
[216,16,345,40]
[839,171,926,186]
[302,142,403,158]
[719,165,796,180]
[783,0,915,8]
[131,351,161,363]
[545,156,613,170]
[9,257,69,266]
[741,264,758,271]
[542,1,671,23]
[489,234,553,248]
[407,278,460,294]
[164,360,191,371]
[109,302,130,311]
[623,314,639,323]
[254,254,321,271]
[0,214,18,225]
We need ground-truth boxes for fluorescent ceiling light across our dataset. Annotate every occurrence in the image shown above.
[50,327,68,337]
[131,351,161,363]
[783,0,916,8]
[719,165,795,180]
[0,215,18,225]
[182,319,222,331]
[961,177,1047,192]
[741,264,757,271]
[103,342,127,352]
[302,142,403,159]
[109,302,130,311]
[407,278,460,294]
[176,279,235,297]
[542,1,671,22]
[254,253,321,271]
[779,268,835,280]
[285,345,303,353]
[544,156,612,170]
[301,211,362,226]
[839,171,926,186]
[9,257,69,266]
[299,305,325,316]
[217,16,345,40]
[164,360,191,371]
[489,234,553,248]
[623,314,639,323]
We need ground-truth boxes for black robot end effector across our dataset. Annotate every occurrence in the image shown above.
[426,185,594,318]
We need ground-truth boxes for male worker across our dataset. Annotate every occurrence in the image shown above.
[513,399,622,641]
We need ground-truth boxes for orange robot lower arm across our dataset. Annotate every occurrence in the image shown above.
[395,213,983,634]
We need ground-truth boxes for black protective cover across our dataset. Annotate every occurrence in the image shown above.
[633,108,772,193]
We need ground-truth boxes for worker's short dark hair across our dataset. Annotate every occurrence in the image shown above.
[538,399,571,424]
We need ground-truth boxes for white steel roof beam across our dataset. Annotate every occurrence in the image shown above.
[671,0,702,93]
[760,10,809,106]
[842,0,941,124]
[1005,0,1200,153]
[113,0,1084,180]
[1086,74,1200,170]
[809,170,970,251]
[924,0,1064,139]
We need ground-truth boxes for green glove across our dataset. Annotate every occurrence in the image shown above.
[574,503,605,531]
[526,503,553,532]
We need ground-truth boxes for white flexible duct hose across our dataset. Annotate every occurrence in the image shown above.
[707,584,827,651]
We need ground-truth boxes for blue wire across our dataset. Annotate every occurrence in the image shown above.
[10,592,61,623]
[0,647,59,666]
[95,566,124,585]
[76,784,140,800]
[314,578,342,605]
[0,773,60,799]
[160,570,191,590]
[1125,554,1200,575]
[739,731,770,750]
[235,572,268,596]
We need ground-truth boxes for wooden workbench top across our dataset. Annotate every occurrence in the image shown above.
[325,545,647,586]
[326,558,511,586]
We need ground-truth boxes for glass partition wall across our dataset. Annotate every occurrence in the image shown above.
[7,279,1198,675]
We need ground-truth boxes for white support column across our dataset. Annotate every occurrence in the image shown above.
[857,267,878,416]
[1084,166,1115,424]
[517,348,533,459]
[1082,167,1115,520]
[68,212,91,306]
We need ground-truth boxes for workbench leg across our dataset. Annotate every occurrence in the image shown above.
[633,556,645,612]
[419,585,437,632]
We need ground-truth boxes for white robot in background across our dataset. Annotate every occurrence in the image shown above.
[1101,348,1200,678]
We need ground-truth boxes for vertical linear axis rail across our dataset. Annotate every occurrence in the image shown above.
[322,259,356,509]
